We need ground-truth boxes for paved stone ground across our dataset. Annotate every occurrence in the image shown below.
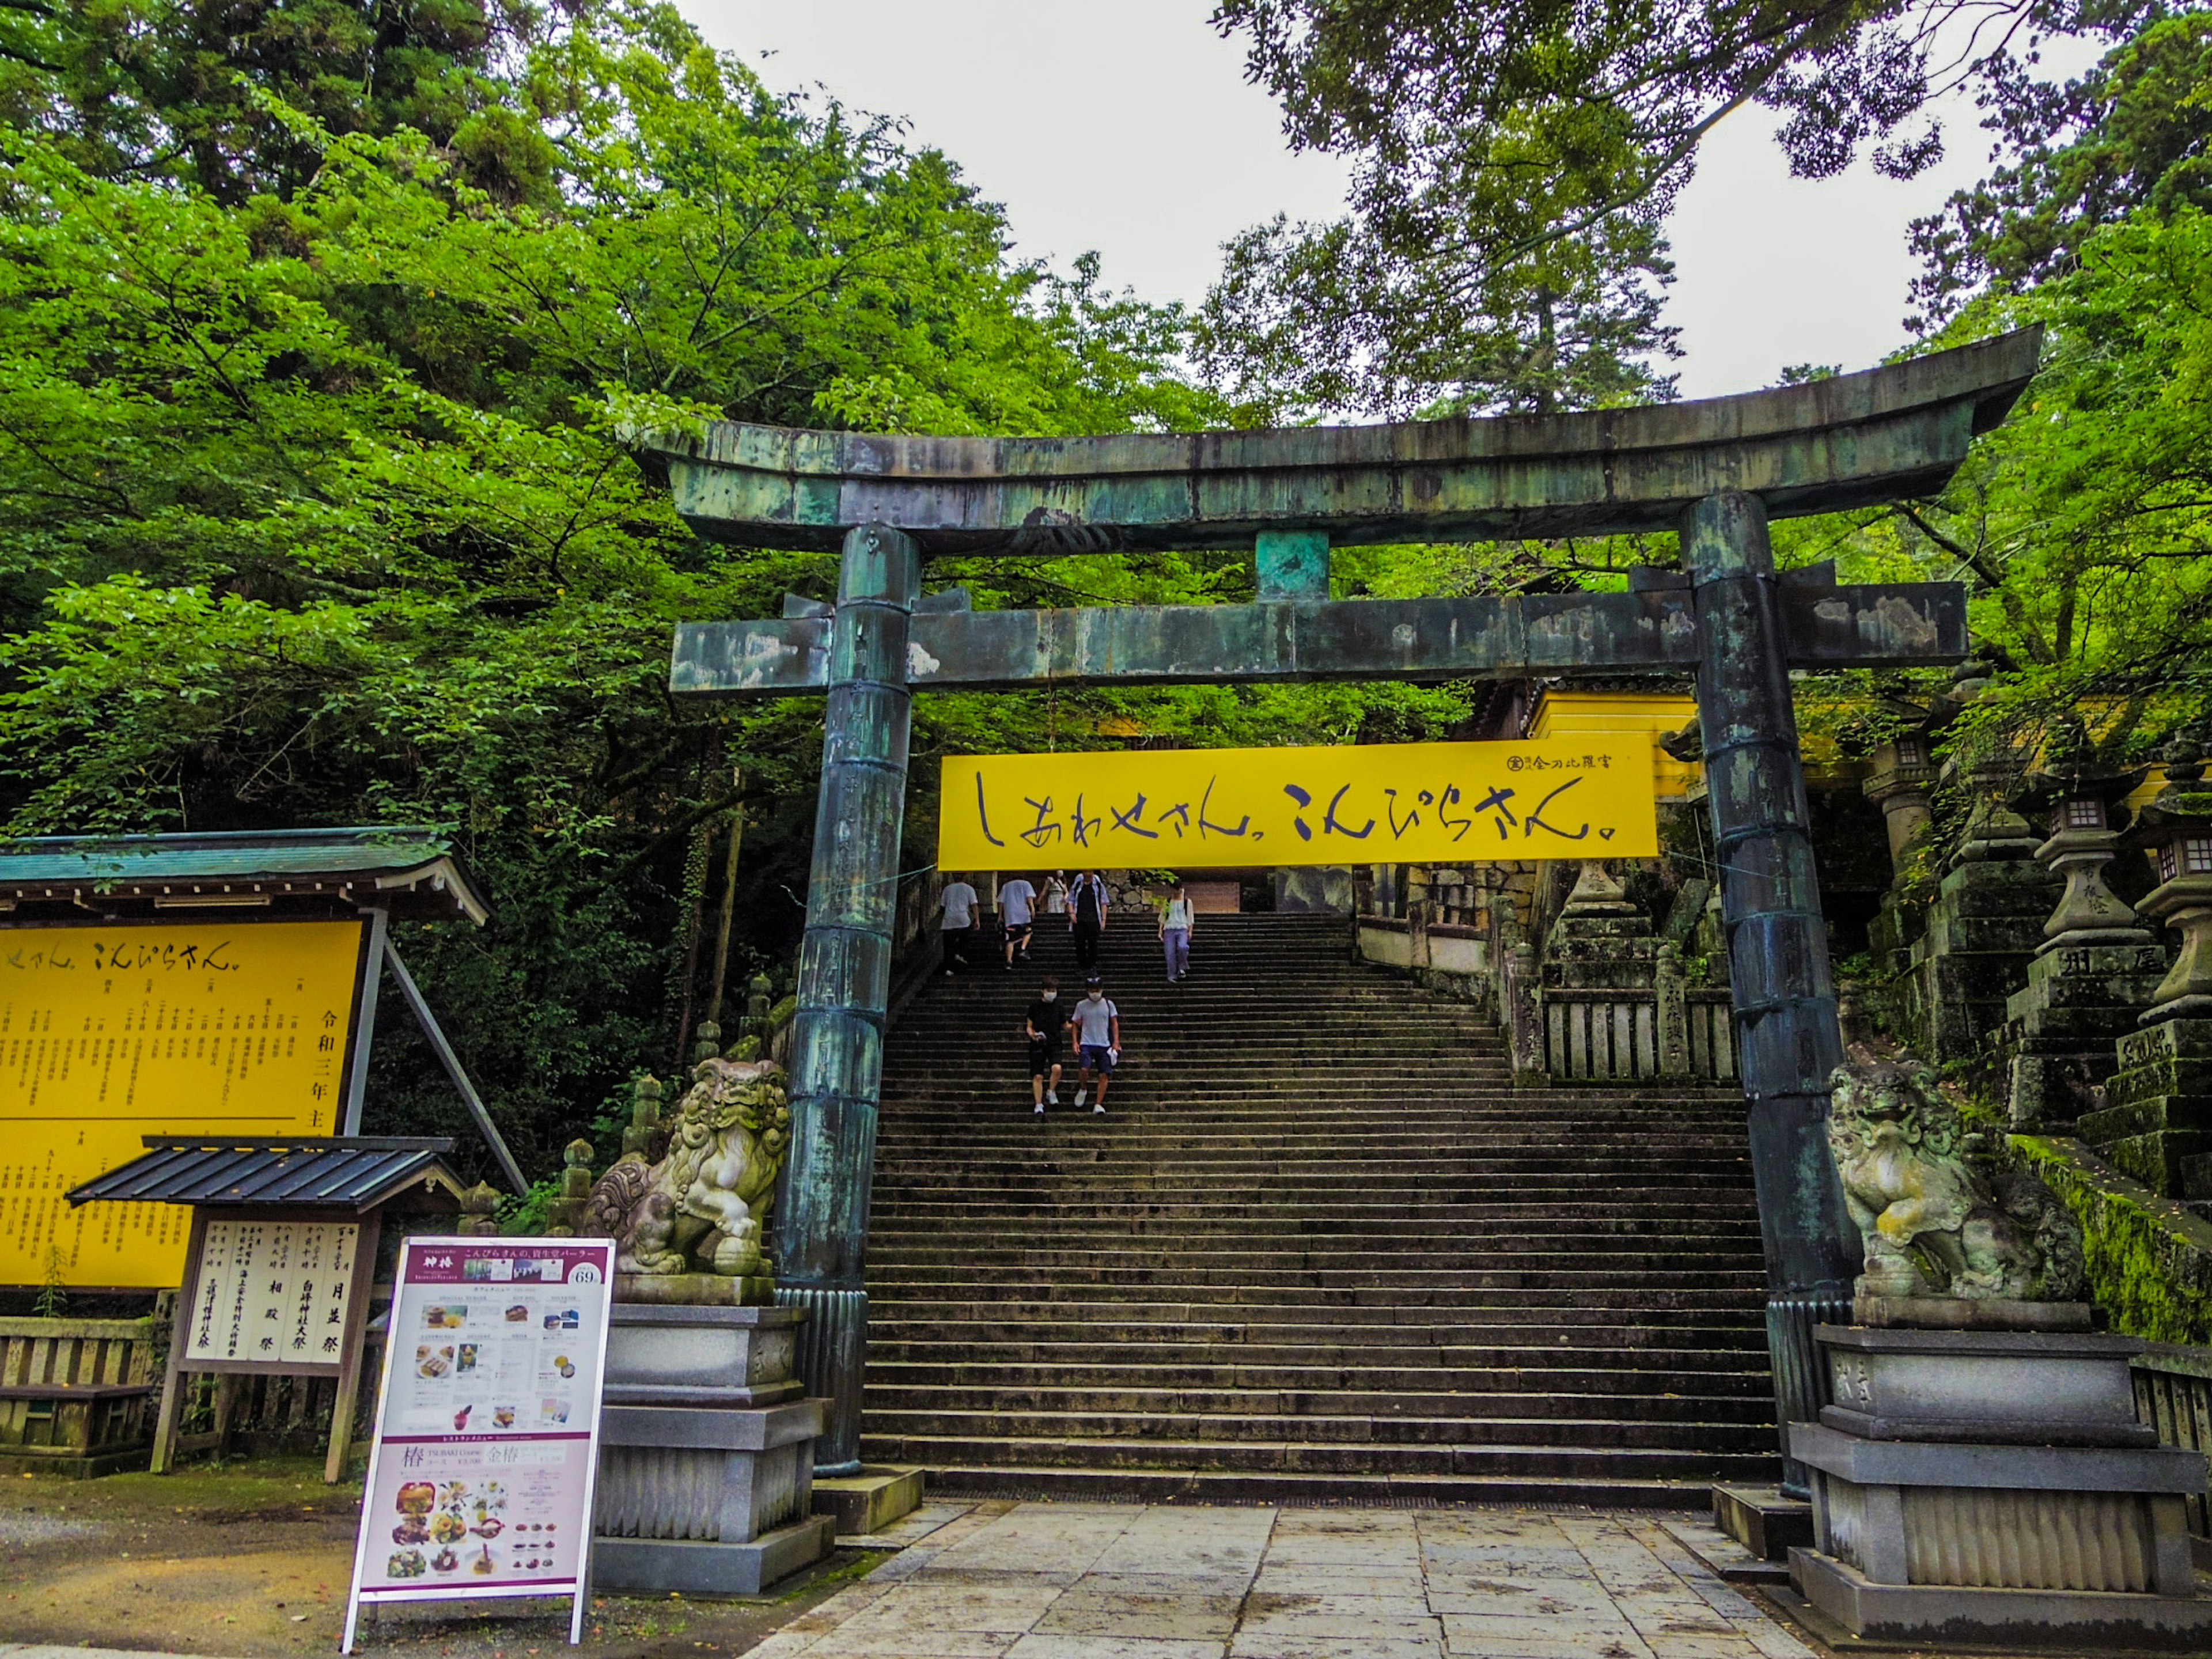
[753,1501,1819,1659]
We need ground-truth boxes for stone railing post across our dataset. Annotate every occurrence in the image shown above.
[1684,490,1860,1498]
[1656,943,1692,1078]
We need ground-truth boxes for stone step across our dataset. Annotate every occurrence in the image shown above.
[866,1299,1769,1330]
[864,1279,1768,1310]
[862,1358,1774,1396]
[856,1431,1776,1482]
[892,1463,1721,1508]
[866,1338,1767,1370]
[860,1403,1778,1445]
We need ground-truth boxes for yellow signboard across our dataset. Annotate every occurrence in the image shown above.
[940,738,1657,870]
[0,920,367,1288]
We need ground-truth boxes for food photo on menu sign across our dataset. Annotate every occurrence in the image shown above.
[348,1239,611,1626]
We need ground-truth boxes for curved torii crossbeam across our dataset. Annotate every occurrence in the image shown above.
[640,328,2042,1490]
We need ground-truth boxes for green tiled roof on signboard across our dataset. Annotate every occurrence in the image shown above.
[0,826,490,922]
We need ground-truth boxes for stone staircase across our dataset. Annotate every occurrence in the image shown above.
[861,911,1780,1505]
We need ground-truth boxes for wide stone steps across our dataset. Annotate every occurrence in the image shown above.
[869,1298,1767,1331]
[856,1432,1775,1484]
[862,1404,1778,1446]
[866,911,1773,1503]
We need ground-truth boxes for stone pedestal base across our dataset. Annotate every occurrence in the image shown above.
[1789,1324,2212,1647]
[1898,856,2059,1065]
[2004,941,2168,1130]
[2090,1016,2212,1197]
[814,1465,925,1536]
[1790,1547,2212,1650]
[1710,1484,1812,1562]
[592,1517,837,1596]
[592,1304,833,1595]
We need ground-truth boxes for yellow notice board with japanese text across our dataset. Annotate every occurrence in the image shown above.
[940,739,1657,870]
[0,921,368,1288]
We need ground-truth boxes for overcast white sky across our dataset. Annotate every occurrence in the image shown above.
[687,1,2077,402]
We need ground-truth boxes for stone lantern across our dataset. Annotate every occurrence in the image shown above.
[2000,721,2163,1129]
[1861,716,1940,876]
[2090,731,2212,1195]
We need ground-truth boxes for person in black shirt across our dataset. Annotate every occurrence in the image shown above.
[1025,975,1066,1114]
[1068,869,1108,972]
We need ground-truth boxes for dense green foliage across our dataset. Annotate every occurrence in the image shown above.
[0,1,1461,1178]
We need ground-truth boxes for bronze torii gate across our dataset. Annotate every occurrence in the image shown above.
[639,328,2042,1486]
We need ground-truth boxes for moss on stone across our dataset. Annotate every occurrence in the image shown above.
[2011,1133,2212,1343]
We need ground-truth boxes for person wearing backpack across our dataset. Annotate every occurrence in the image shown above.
[1068,869,1108,973]
[1159,883,1194,984]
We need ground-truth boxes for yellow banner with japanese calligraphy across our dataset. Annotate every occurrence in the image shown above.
[940,738,1657,870]
[0,920,367,1288]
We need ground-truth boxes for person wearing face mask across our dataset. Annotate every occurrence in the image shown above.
[1070,976,1120,1115]
[1068,869,1108,972]
[1025,975,1067,1113]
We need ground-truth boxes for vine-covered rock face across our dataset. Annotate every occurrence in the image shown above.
[583,1056,793,1278]
[1829,1055,2084,1303]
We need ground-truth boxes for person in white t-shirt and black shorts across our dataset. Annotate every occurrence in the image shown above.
[938,874,978,975]
[997,874,1039,972]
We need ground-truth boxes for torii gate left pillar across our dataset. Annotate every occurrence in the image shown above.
[779,524,920,1473]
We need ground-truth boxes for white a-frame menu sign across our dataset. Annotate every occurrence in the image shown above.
[343,1236,616,1650]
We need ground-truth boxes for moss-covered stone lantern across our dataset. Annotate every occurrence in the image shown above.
[2088,730,2212,1195]
[1999,719,2163,1129]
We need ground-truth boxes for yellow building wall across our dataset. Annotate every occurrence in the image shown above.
[1525,691,1702,802]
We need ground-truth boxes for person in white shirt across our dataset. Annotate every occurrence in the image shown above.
[938,875,978,976]
[1041,871,1069,929]
[1159,884,1195,984]
[997,874,1039,971]
[1070,976,1120,1114]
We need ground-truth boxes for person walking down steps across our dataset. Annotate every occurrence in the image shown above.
[1069,869,1108,973]
[938,872,978,976]
[1025,975,1066,1114]
[997,872,1038,971]
[1071,976,1120,1115]
[1160,883,1194,984]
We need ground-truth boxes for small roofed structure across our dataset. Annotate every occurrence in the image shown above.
[70,1135,468,1481]
[0,826,489,923]
[69,1135,466,1211]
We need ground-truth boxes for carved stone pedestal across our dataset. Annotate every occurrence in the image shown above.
[1788,1324,2212,1649]
[592,1305,835,1594]
[2086,1016,2212,1198]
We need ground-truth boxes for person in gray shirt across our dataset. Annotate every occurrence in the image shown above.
[1070,976,1120,1115]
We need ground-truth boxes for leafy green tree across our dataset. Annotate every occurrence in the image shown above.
[1910,11,2212,328]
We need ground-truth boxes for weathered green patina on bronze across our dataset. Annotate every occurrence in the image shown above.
[648,331,2036,554]
[641,328,2043,1490]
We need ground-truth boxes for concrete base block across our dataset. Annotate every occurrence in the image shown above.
[1790,1547,2212,1649]
[1710,1483,1813,1561]
[590,1514,835,1596]
[814,1465,924,1536]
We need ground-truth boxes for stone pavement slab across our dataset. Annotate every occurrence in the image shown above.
[747,1503,1820,1659]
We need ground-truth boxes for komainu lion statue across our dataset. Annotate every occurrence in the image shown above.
[584,1054,792,1278]
[1828,1055,2081,1304]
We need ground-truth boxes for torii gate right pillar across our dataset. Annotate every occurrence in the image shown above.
[1685,491,1860,1497]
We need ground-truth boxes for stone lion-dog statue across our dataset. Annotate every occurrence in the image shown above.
[1828,1055,2041,1302]
[585,1051,792,1279]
